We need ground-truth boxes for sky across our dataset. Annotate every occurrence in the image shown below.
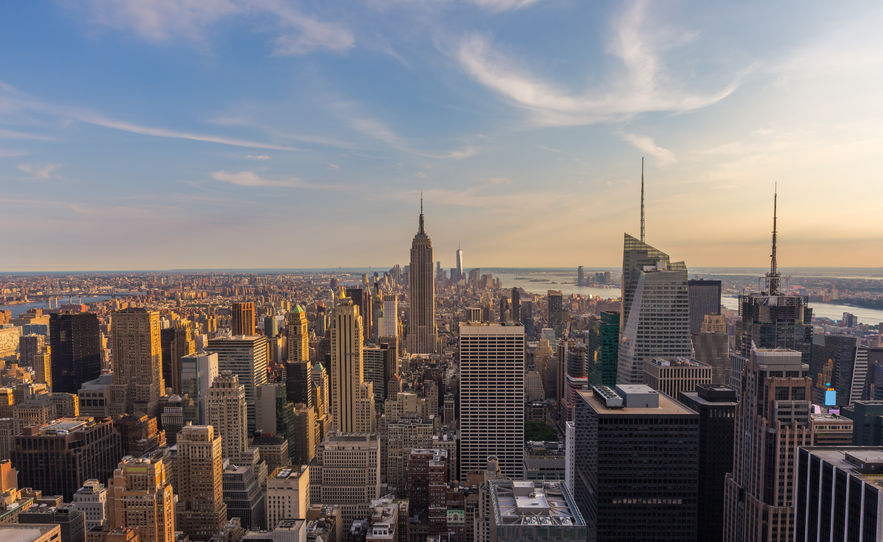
[1,1,882,271]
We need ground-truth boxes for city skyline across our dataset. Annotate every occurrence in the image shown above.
[2,2,883,270]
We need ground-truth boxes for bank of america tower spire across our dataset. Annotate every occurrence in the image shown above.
[408,193,437,353]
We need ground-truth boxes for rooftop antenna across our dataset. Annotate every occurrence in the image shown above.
[640,157,645,242]
[418,191,425,234]
[766,182,780,295]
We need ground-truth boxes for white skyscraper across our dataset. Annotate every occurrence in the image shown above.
[456,246,464,282]
[180,351,218,425]
[378,294,398,339]
[459,323,525,479]
[207,336,268,432]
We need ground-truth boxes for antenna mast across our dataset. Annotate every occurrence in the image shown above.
[640,157,645,242]
[766,183,780,295]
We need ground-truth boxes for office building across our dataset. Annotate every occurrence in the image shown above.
[49,313,101,394]
[0,524,60,542]
[407,198,437,354]
[110,308,164,417]
[160,324,194,395]
[487,480,587,542]
[593,311,619,387]
[574,384,699,541]
[291,403,316,465]
[222,461,265,531]
[266,465,309,531]
[207,335,268,433]
[795,447,883,542]
[723,347,813,542]
[232,302,256,336]
[208,372,248,460]
[687,279,721,335]
[618,236,691,384]
[459,323,525,479]
[71,479,107,530]
[643,357,712,398]
[285,360,312,409]
[76,374,113,418]
[286,306,308,363]
[547,291,563,337]
[378,294,398,340]
[346,287,373,343]
[13,418,121,501]
[329,296,375,433]
[812,334,862,406]
[811,413,854,446]
[456,246,464,282]
[19,504,86,542]
[678,384,737,542]
[694,314,730,385]
[180,351,218,425]
[843,400,883,445]
[176,425,228,541]
[107,455,175,542]
[364,343,394,408]
[405,449,447,533]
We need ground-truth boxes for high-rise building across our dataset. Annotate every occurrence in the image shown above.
[459,323,525,479]
[285,360,312,409]
[688,279,721,335]
[407,198,437,354]
[329,297,375,433]
[511,288,521,323]
[547,290,563,337]
[346,288,373,343]
[107,454,175,542]
[207,372,248,460]
[291,403,316,465]
[222,461,265,530]
[13,417,121,501]
[694,314,730,385]
[176,425,228,541]
[643,357,712,398]
[72,479,108,530]
[20,334,52,389]
[843,400,883,445]
[50,313,101,394]
[456,246,464,282]
[812,334,861,406]
[364,343,395,408]
[617,236,691,384]
[110,308,164,417]
[795,447,883,542]
[266,465,309,531]
[231,302,256,336]
[487,480,587,542]
[286,306,308,362]
[207,335,268,433]
[160,324,194,395]
[378,294,398,341]
[310,433,381,534]
[595,311,619,387]
[723,347,813,542]
[678,384,737,542]
[574,384,698,542]
[312,362,330,420]
[179,351,218,425]
[19,504,86,542]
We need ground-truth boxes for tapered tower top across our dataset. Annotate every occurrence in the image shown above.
[417,192,426,236]
[765,183,780,295]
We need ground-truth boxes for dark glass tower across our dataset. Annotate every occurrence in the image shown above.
[688,279,721,335]
[597,311,619,387]
[50,312,101,394]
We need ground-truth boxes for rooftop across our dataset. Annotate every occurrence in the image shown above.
[490,480,585,528]
[649,357,709,368]
[803,447,883,488]
[579,388,696,416]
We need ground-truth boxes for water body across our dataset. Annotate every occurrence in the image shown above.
[721,297,883,326]
[0,294,140,318]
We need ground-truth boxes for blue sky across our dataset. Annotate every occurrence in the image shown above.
[2,1,882,270]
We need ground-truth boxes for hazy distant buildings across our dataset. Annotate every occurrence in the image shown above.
[687,279,721,335]
[407,199,437,354]
[207,335,268,433]
[459,323,525,479]
[110,308,164,417]
[574,384,698,541]
[50,312,101,394]
[618,235,691,384]
[723,347,813,542]
[232,302,256,336]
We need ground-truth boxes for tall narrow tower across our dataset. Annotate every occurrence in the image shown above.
[456,244,464,282]
[640,156,645,242]
[176,425,227,541]
[110,308,164,417]
[408,195,437,353]
[330,296,375,433]
[231,302,255,336]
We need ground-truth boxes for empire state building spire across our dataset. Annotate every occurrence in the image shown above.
[418,191,425,234]
[408,193,436,353]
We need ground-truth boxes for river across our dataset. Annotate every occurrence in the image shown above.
[0,294,141,317]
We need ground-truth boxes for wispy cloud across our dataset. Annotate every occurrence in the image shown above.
[479,176,512,184]
[469,0,538,13]
[82,0,353,55]
[455,1,746,126]
[0,128,55,141]
[619,132,677,166]
[18,163,60,180]
[210,170,347,190]
[246,154,271,160]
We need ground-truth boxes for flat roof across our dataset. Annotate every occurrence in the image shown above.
[490,480,585,528]
[803,447,883,490]
[578,389,696,416]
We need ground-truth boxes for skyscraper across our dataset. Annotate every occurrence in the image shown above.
[378,294,398,340]
[108,454,175,542]
[456,245,464,282]
[723,347,813,542]
[160,323,194,395]
[678,384,737,542]
[346,287,373,343]
[408,197,437,354]
[330,296,375,433]
[459,323,525,479]
[176,425,227,541]
[310,433,381,534]
[285,360,312,409]
[547,290,563,337]
[207,335,268,433]
[231,302,256,336]
[574,384,698,542]
[207,372,248,460]
[266,465,309,531]
[110,308,164,417]
[286,306,309,362]
[617,235,691,384]
[511,288,521,323]
[688,279,721,335]
[179,351,218,425]
[595,311,619,387]
[50,312,101,394]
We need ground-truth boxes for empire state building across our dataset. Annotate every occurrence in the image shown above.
[408,197,437,353]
